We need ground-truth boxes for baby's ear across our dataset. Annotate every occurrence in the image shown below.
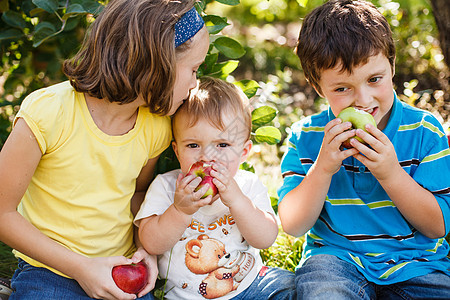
[172,140,179,159]
[240,140,252,163]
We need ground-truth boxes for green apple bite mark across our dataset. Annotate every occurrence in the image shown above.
[187,161,219,199]
[112,261,148,295]
[337,107,376,148]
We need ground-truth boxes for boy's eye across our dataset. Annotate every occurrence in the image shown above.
[335,87,347,92]
[369,76,381,83]
[187,143,199,148]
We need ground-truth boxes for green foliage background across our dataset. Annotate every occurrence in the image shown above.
[0,0,449,286]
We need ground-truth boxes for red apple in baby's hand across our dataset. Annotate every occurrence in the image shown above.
[187,161,218,199]
[112,261,148,295]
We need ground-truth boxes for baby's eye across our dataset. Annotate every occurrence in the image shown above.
[369,76,381,83]
[217,143,229,148]
[187,143,199,148]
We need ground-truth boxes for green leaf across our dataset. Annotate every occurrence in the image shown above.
[254,126,281,145]
[213,37,245,59]
[296,0,308,8]
[215,0,240,5]
[198,53,218,77]
[0,28,24,41]
[32,0,59,13]
[239,161,255,173]
[2,11,27,28]
[62,4,87,19]
[211,60,239,77]
[33,25,56,47]
[235,80,259,99]
[203,15,229,34]
[252,106,277,126]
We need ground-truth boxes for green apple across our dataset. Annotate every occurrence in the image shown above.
[337,107,376,148]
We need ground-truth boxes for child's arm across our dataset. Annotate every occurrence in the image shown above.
[138,173,213,254]
[0,119,136,300]
[278,119,359,237]
[211,162,278,249]
[352,124,446,238]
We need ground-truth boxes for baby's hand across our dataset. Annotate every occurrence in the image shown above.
[351,124,400,181]
[210,162,243,208]
[173,173,214,215]
[317,118,359,175]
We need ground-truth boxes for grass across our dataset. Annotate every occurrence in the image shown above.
[0,242,16,279]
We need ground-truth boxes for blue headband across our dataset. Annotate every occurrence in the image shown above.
[174,6,205,48]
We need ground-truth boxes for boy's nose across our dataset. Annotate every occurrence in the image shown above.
[354,89,372,108]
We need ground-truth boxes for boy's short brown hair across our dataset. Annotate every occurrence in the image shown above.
[297,0,395,95]
[173,77,252,141]
[63,0,196,115]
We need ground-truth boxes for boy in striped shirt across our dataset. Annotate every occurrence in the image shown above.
[278,0,450,298]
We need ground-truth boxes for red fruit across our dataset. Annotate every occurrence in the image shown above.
[187,161,218,199]
[112,262,148,295]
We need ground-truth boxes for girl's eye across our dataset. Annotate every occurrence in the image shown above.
[187,143,199,149]
[369,76,381,83]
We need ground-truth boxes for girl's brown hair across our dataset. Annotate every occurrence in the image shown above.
[297,0,396,95]
[63,0,196,115]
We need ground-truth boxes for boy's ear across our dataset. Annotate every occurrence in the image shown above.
[240,140,253,163]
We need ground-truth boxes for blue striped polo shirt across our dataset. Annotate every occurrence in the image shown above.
[278,92,450,284]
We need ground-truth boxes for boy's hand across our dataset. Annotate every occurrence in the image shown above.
[317,118,359,175]
[173,173,214,215]
[210,161,243,208]
[351,124,400,181]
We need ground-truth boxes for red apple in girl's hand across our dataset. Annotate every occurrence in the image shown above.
[187,161,218,199]
[112,261,148,294]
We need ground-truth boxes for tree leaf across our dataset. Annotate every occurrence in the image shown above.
[254,126,281,145]
[2,11,27,28]
[198,53,218,77]
[211,60,239,77]
[32,25,56,47]
[251,106,277,126]
[213,36,245,59]
[215,0,240,6]
[0,28,24,41]
[203,15,229,34]
[296,0,309,8]
[0,0,9,13]
[62,4,87,19]
[234,80,259,99]
[32,0,59,13]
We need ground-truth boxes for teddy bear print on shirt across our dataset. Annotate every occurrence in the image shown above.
[184,234,255,299]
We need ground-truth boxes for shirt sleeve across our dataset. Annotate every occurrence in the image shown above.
[134,171,179,226]
[14,87,67,154]
[277,123,307,204]
[410,115,450,235]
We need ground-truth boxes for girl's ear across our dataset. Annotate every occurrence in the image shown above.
[240,140,253,163]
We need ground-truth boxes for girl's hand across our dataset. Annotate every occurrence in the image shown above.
[74,256,138,300]
[173,173,213,215]
[316,118,359,175]
[351,124,400,181]
[210,161,243,208]
[130,247,158,298]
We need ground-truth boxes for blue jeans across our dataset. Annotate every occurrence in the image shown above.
[10,259,154,300]
[295,254,450,300]
[231,266,296,300]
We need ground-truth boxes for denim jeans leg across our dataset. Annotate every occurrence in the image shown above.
[379,271,450,300]
[231,266,296,300]
[9,259,154,300]
[295,254,375,300]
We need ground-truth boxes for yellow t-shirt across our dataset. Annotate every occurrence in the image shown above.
[13,81,172,277]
